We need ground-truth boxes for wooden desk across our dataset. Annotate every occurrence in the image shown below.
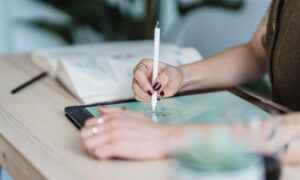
[0,54,299,180]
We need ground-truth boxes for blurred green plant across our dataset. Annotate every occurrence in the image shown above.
[29,0,244,44]
[30,0,158,43]
[176,130,258,172]
[178,0,244,15]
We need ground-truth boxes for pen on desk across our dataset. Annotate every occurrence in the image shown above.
[11,71,48,94]
[151,21,160,112]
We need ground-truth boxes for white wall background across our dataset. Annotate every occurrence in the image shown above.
[0,0,9,53]
[161,0,272,57]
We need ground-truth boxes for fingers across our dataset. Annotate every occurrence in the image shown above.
[81,124,113,151]
[84,118,100,128]
[133,66,153,96]
[83,106,126,128]
[79,111,169,160]
[80,116,121,154]
[81,112,133,141]
[93,142,125,160]
[92,140,168,160]
[93,141,147,160]
[98,106,126,116]
[153,66,175,95]
[132,80,151,102]
[133,59,171,101]
[81,126,164,160]
[81,118,107,139]
[134,59,153,77]
[81,118,135,158]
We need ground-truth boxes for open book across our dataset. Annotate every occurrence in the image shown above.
[32,41,202,104]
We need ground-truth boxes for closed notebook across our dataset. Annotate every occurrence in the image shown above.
[32,40,202,104]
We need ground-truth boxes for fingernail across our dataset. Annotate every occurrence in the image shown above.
[147,90,153,96]
[157,97,161,101]
[160,91,165,97]
[153,82,161,91]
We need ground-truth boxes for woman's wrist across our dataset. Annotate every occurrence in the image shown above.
[165,125,187,153]
[178,64,193,92]
[178,63,207,92]
[164,124,215,155]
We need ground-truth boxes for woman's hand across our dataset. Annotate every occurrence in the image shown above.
[132,59,184,103]
[79,106,177,160]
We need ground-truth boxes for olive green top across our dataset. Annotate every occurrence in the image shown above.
[266,0,300,111]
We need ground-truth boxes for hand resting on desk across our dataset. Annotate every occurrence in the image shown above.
[80,106,180,160]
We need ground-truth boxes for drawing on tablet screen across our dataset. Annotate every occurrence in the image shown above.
[143,107,174,122]
[85,91,271,124]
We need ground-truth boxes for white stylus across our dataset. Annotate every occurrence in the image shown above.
[152,21,160,112]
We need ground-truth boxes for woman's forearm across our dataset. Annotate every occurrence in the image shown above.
[179,43,267,92]
[178,6,270,92]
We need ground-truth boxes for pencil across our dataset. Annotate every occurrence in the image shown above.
[11,71,48,94]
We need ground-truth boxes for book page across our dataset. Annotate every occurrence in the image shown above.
[64,42,202,103]
[33,41,202,104]
[68,43,202,98]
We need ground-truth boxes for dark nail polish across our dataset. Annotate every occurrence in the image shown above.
[147,90,152,96]
[157,96,161,101]
[160,91,165,97]
[153,82,161,91]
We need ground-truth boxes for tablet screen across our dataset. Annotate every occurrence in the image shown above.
[85,91,270,124]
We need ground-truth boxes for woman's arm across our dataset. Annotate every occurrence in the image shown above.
[80,107,300,165]
[131,8,270,102]
[180,8,270,91]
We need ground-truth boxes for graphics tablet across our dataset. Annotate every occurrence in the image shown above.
[65,89,288,129]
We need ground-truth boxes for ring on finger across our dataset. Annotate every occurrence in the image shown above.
[91,126,100,135]
[97,117,105,125]
[136,63,149,72]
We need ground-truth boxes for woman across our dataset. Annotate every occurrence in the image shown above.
[80,0,300,164]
